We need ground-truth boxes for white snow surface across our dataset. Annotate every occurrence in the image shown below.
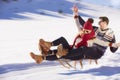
[0,0,120,80]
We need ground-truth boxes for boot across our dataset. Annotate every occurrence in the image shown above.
[30,52,43,64]
[39,39,52,51]
[39,45,49,56]
[56,44,68,58]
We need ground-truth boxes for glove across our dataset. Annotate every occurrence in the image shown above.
[87,39,94,47]
[110,42,120,48]
[72,5,78,16]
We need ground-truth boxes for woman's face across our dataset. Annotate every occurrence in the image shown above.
[83,29,92,34]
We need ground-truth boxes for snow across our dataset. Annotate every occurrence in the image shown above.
[82,0,120,9]
[0,0,120,80]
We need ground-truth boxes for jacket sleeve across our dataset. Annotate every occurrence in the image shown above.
[106,28,118,53]
[74,15,85,31]
[78,15,85,26]
[110,35,118,53]
[74,17,82,32]
[76,15,99,31]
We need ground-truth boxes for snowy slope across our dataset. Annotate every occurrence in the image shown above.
[0,0,120,80]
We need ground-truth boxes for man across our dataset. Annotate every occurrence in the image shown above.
[30,6,120,64]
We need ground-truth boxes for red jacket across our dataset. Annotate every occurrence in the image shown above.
[71,20,95,49]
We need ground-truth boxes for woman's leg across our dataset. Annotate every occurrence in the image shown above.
[52,37,71,49]
[39,37,70,54]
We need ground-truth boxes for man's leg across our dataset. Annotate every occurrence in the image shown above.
[30,51,58,64]
[45,46,84,61]
[83,47,104,59]
[30,47,84,63]
[61,47,84,60]
[45,55,58,60]
[30,52,44,64]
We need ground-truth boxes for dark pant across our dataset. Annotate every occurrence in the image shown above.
[46,37,70,60]
[62,46,104,60]
[46,47,84,60]
[61,47,84,60]
[52,37,71,49]
[83,46,104,59]
[46,37,105,60]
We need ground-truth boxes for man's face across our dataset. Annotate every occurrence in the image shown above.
[99,19,107,29]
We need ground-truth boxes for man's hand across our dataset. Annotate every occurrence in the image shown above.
[111,42,120,48]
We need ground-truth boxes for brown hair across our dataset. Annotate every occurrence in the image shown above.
[99,16,109,25]
[88,18,94,24]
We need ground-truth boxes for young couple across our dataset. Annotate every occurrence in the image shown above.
[30,6,120,64]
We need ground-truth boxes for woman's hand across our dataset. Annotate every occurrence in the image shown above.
[72,5,78,16]
[79,30,84,36]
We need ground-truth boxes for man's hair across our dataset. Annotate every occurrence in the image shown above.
[99,16,109,25]
[88,18,94,24]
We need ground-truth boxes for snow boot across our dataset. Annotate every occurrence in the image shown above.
[39,39,52,52]
[30,52,43,64]
[56,44,68,58]
[39,45,49,56]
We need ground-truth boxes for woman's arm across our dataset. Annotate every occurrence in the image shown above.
[72,5,84,31]
[77,15,85,26]
[74,17,82,31]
